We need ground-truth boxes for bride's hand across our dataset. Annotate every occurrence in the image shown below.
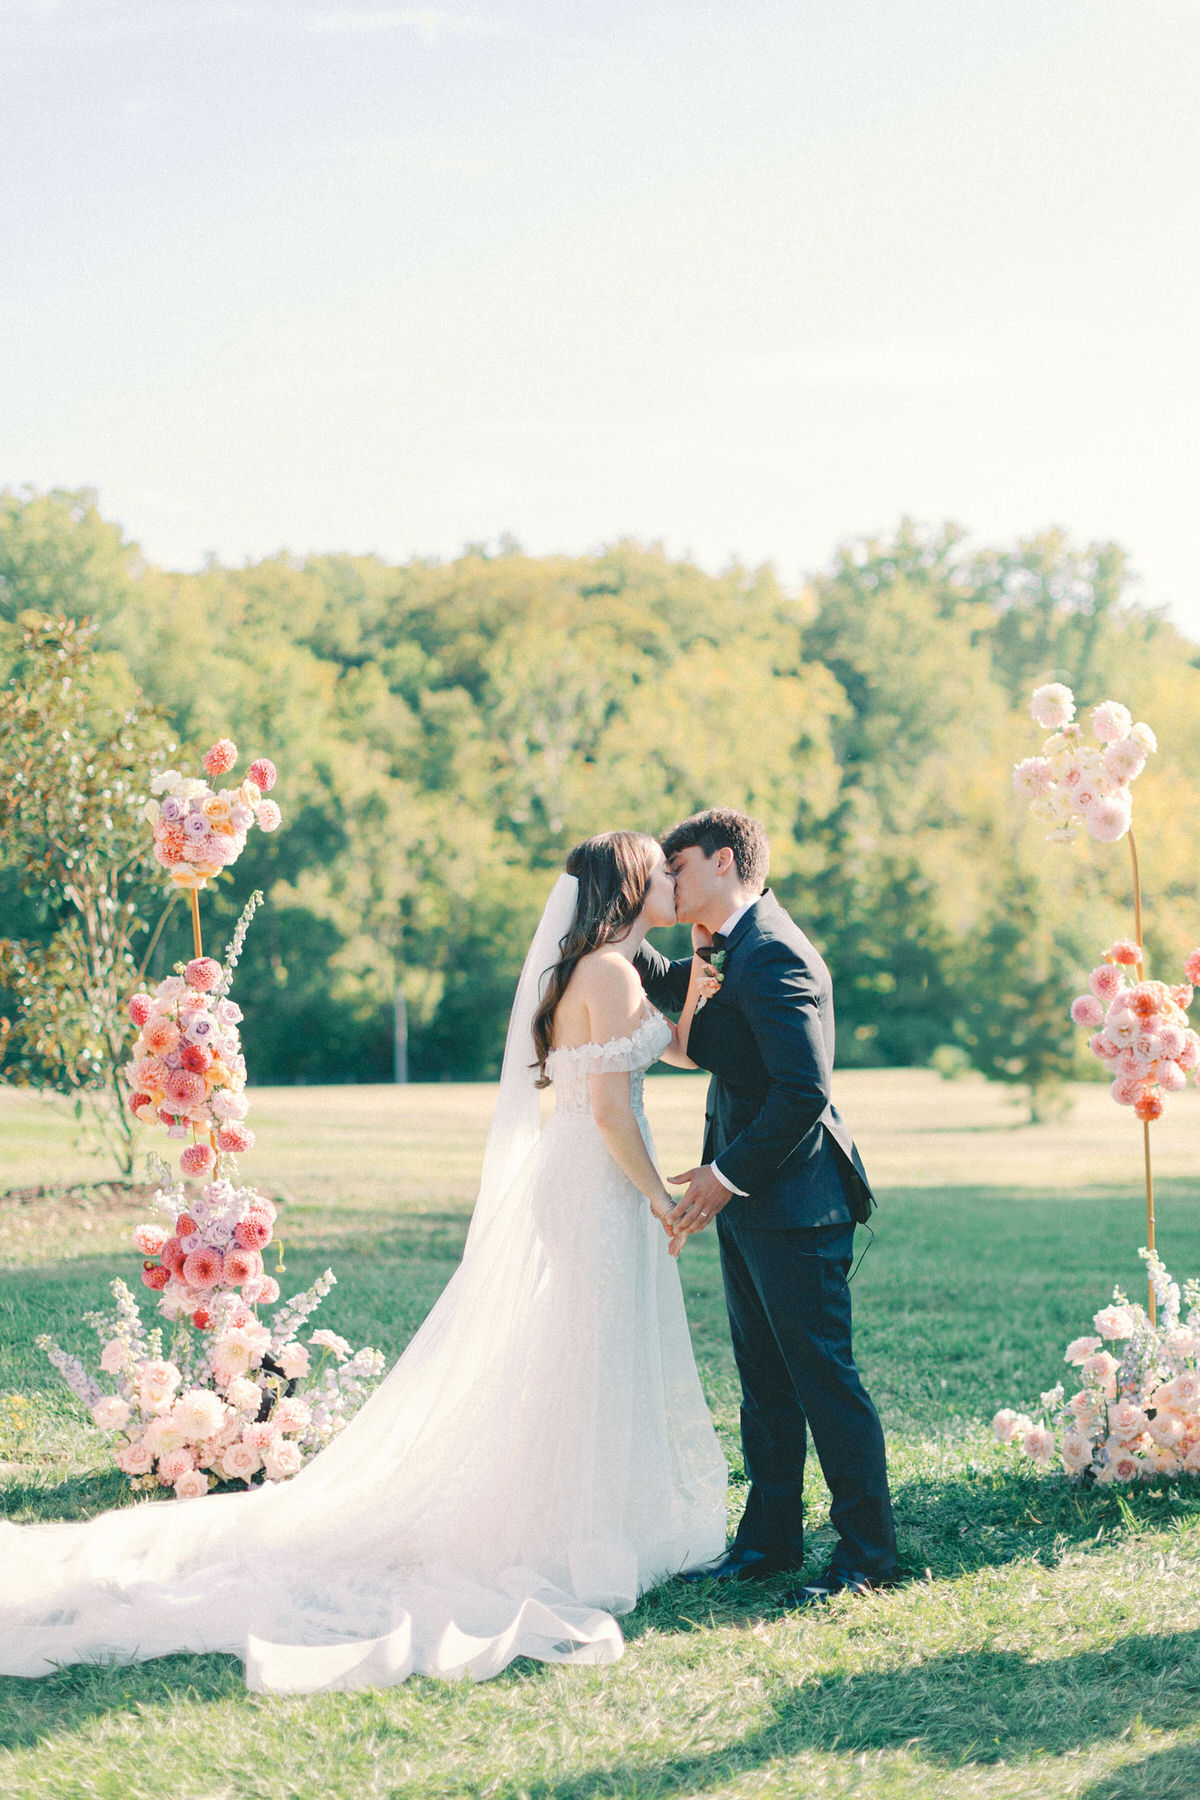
[651,1191,687,1258]
[692,959,722,1003]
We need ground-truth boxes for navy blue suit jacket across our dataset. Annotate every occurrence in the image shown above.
[636,891,874,1230]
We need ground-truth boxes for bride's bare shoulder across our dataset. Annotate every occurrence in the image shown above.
[569,949,641,1000]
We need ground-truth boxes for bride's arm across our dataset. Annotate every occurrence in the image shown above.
[657,955,720,1068]
[575,956,684,1251]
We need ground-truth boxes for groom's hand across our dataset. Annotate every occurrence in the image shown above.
[667,1165,732,1235]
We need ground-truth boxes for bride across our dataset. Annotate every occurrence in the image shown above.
[0,832,727,1693]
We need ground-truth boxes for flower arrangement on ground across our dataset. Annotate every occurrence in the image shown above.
[993,1251,1200,1483]
[38,740,386,1497]
[1003,682,1200,1484]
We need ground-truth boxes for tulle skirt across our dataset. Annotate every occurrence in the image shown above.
[0,1106,726,1692]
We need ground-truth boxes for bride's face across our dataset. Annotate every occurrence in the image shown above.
[639,846,678,929]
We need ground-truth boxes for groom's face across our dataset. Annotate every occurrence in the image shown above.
[667,845,725,924]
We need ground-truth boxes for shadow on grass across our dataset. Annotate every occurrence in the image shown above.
[1080,1740,1200,1799]
[501,1630,1200,1798]
[0,1654,245,1751]
[621,1463,1200,1647]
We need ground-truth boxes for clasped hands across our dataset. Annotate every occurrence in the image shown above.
[651,1166,732,1255]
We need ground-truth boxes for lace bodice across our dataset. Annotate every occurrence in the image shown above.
[545,1009,672,1115]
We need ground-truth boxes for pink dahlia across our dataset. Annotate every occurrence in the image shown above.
[1089,963,1123,1002]
[1158,1062,1187,1093]
[1086,972,1129,1015]
[161,1234,188,1273]
[1070,994,1104,1028]
[128,993,153,1028]
[222,1246,263,1286]
[166,1068,206,1109]
[157,1447,198,1486]
[1109,939,1142,967]
[154,835,185,868]
[255,799,281,833]
[272,1396,312,1434]
[180,1042,210,1074]
[1184,949,1200,987]
[133,1221,170,1256]
[144,1015,181,1057]
[1088,1033,1119,1060]
[216,1122,254,1155]
[233,1214,271,1251]
[180,1142,217,1178]
[203,738,238,778]
[1110,1075,1143,1107]
[185,956,223,992]
[248,757,276,792]
[142,1261,171,1291]
[1090,700,1133,743]
[182,1244,223,1288]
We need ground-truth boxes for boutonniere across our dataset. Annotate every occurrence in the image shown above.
[693,944,726,1013]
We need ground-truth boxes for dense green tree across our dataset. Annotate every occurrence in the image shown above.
[3,489,1198,1110]
[0,616,176,1171]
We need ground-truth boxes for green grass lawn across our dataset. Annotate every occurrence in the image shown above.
[1,1069,1199,1800]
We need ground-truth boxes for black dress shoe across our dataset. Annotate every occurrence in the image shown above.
[780,1567,892,1608]
[679,1546,799,1585]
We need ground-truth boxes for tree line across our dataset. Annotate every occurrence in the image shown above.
[2,487,1199,1116]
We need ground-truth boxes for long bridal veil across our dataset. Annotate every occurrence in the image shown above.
[0,873,725,1693]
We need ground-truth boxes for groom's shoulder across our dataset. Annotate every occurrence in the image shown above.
[744,896,829,976]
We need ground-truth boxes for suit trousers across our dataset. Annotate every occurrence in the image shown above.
[716,1215,898,1579]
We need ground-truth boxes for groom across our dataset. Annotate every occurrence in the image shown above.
[636,808,898,1604]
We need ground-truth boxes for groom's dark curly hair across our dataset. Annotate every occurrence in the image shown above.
[659,808,769,891]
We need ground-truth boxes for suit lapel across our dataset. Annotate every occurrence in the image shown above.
[721,890,776,959]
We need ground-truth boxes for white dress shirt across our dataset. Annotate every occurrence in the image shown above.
[708,897,761,1197]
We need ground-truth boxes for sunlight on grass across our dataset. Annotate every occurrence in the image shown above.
[2,1070,1200,1798]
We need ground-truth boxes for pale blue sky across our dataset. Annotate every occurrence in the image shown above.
[3,0,1198,632]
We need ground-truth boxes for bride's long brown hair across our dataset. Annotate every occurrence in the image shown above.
[530,831,659,1086]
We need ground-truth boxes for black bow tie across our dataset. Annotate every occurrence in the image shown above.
[710,932,728,950]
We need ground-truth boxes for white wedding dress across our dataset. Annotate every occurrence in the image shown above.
[0,878,727,1693]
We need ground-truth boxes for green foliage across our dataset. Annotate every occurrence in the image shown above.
[3,491,1199,1104]
[0,616,176,1172]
